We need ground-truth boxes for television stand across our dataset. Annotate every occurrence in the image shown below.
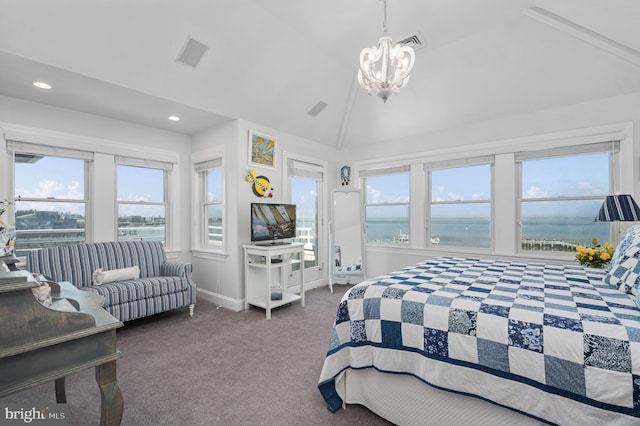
[243,243,305,319]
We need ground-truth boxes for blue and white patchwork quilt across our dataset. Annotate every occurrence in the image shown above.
[318,257,640,425]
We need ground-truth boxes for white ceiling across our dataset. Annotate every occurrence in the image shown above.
[0,0,639,149]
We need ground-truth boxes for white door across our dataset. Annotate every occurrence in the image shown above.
[289,173,323,283]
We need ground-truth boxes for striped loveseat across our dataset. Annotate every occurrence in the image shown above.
[26,241,196,322]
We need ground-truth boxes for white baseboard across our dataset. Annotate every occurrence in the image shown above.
[196,288,244,312]
[196,278,330,312]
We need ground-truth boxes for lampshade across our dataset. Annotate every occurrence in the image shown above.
[594,194,640,222]
[358,0,415,103]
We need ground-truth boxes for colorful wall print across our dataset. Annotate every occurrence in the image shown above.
[248,130,276,169]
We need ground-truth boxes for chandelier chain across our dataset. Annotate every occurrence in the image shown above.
[382,0,388,34]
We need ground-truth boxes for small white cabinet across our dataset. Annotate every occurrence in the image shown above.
[243,243,305,319]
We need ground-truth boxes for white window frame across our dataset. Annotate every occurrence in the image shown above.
[115,156,172,246]
[353,124,632,262]
[192,147,226,256]
[7,140,93,252]
[360,165,411,246]
[2,123,181,255]
[515,141,621,254]
[425,156,494,250]
[196,158,223,249]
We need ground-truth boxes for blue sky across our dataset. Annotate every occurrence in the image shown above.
[15,157,84,201]
[432,165,490,202]
[522,153,609,198]
[14,159,163,216]
[366,173,410,204]
[291,177,317,221]
[15,157,85,215]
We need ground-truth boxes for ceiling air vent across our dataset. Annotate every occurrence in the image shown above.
[397,33,424,50]
[176,37,209,68]
[307,101,328,118]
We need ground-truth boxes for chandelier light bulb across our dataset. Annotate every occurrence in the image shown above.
[33,81,52,90]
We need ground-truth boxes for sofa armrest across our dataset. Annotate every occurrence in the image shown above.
[161,261,193,278]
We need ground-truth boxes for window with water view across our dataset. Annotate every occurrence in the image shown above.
[520,152,611,252]
[364,172,410,243]
[13,154,87,256]
[430,164,492,248]
[117,165,167,244]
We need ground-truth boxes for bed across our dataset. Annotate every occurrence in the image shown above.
[318,226,640,425]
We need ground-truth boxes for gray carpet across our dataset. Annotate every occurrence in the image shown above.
[2,285,392,425]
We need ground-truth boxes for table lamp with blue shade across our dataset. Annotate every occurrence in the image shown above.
[594,194,640,244]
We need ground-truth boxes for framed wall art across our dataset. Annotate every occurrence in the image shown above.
[248,130,276,169]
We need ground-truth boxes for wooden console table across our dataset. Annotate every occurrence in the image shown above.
[0,264,124,426]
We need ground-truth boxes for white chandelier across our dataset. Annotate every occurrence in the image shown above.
[358,0,415,103]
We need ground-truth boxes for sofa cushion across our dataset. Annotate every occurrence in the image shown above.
[88,241,166,279]
[85,276,191,307]
[93,266,140,285]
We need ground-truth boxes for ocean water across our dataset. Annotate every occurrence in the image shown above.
[15,217,607,251]
[365,217,610,248]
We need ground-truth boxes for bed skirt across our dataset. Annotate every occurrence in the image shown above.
[339,367,552,425]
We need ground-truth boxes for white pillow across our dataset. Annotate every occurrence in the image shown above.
[92,266,140,285]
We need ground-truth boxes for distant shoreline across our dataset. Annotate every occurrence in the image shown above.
[366,216,609,249]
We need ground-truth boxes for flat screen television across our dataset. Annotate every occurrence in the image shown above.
[250,203,297,244]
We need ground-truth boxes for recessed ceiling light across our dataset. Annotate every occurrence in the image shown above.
[168,115,180,122]
[33,81,52,90]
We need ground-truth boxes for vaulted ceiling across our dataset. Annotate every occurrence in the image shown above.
[1,0,639,149]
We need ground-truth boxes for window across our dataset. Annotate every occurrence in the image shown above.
[116,157,171,245]
[362,168,410,243]
[194,157,224,248]
[518,143,618,252]
[9,143,91,256]
[203,163,223,246]
[291,176,319,266]
[428,161,492,248]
